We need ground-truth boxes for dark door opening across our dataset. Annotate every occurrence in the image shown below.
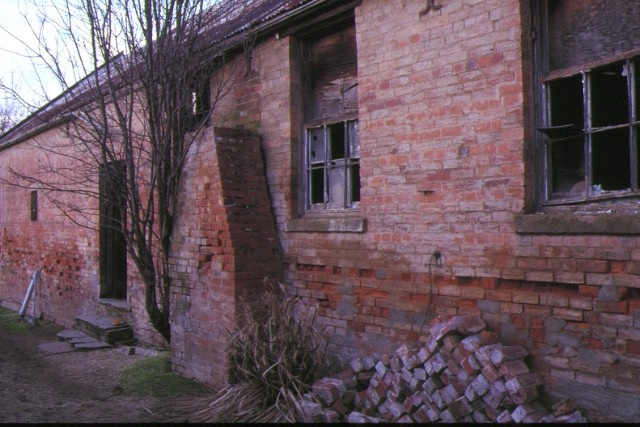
[99,161,127,299]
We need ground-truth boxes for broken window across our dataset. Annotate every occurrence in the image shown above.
[301,13,359,211]
[536,0,640,203]
[306,120,360,209]
[184,79,210,131]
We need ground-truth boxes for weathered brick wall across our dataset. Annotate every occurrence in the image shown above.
[199,0,640,419]
[170,127,282,384]
[0,129,99,326]
[0,126,164,345]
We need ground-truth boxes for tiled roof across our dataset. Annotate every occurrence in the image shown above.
[0,0,323,145]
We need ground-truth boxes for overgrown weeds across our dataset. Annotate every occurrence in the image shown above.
[172,279,333,423]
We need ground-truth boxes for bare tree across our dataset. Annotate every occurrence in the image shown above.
[0,98,22,133]
[0,0,252,342]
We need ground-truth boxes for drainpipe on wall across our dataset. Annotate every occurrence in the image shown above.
[18,269,40,318]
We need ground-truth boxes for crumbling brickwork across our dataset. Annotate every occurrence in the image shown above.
[3,0,640,420]
[170,127,282,384]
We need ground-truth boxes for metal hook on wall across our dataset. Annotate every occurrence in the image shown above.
[419,0,443,17]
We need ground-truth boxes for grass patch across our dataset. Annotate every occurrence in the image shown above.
[0,306,60,335]
[119,354,210,397]
[0,306,32,334]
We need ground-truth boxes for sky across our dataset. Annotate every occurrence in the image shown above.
[0,0,79,116]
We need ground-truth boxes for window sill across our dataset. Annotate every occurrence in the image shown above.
[98,298,131,311]
[285,216,366,233]
[515,212,640,235]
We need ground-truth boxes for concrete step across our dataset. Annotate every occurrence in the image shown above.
[74,314,135,345]
[37,330,112,354]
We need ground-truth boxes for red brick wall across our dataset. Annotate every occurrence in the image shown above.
[170,127,282,384]
[198,0,640,415]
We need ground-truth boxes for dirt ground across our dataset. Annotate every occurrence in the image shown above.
[0,316,197,423]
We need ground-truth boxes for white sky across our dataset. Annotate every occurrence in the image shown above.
[0,0,72,113]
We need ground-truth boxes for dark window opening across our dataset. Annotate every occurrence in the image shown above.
[543,59,638,200]
[185,79,210,131]
[99,161,127,300]
[306,120,360,209]
[30,190,37,221]
[592,128,631,191]
[301,13,359,212]
[591,62,629,128]
[537,0,640,203]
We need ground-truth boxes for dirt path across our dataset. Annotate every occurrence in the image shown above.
[0,315,187,423]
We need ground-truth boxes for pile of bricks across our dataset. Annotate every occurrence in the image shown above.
[304,315,586,423]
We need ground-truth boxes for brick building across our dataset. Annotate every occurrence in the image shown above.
[2,0,640,420]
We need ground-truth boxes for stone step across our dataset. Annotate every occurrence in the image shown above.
[37,329,112,354]
[74,314,135,345]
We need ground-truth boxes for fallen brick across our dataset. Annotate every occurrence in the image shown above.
[402,348,421,370]
[440,409,458,422]
[424,353,448,376]
[505,373,544,392]
[394,343,412,357]
[331,369,357,389]
[428,315,464,342]
[431,389,447,409]
[322,409,340,423]
[425,403,442,421]
[312,377,346,406]
[350,358,365,373]
[362,356,377,371]
[299,400,323,422]
[356,370,374,386]
[418,346,431,363]
[499,359,530,380]
[440,368,453,385]
[346,411,385,423]
[448,396,473,420]
[481,363,503,383]
[456,368,471,388]
[366,380,389,406]
[482,381,508,409]
[389,356,403,372]
[490,345,528,366]
[459,315,487,335]
[461,354,482,375]
[447,357,461,375]
[353,390,369,409]
[440,383,459,405]
[470,373,491,397]
[375,361,388,376]
[443,333,462,352]
[496,409,513,423]
[387,401,406,419]
[411,405,431,423]
[509,385,540,405]
[401,393,422,414]
[413,367,427,381]
[479,330,500,345]
[510,402,547,423]
[422,375,443,394]
[464,383,479,402]
[472,409,490,422]
[475,344,504,366]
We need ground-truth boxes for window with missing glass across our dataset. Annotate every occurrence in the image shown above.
[300,12,359,211]
[535,0,640,204]
[306,120,360,209]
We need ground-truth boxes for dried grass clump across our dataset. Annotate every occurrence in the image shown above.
[173,279,332,423]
